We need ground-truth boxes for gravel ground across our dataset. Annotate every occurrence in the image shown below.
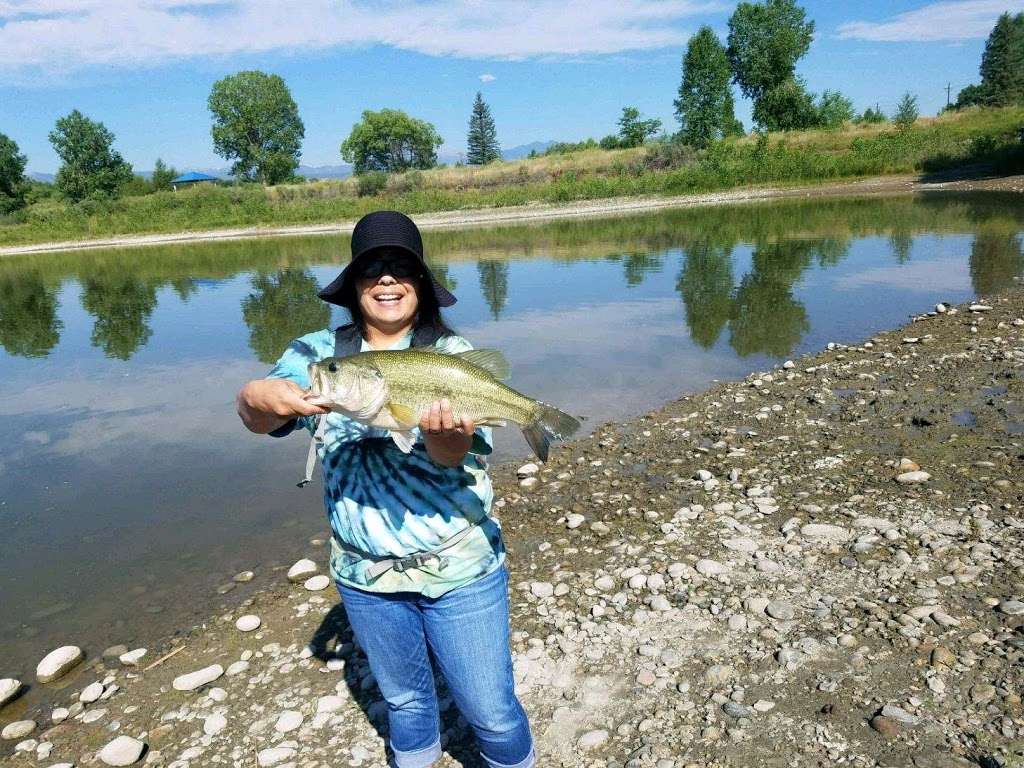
[2,285,1023,768]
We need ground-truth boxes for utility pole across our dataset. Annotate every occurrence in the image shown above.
[945,83,952,107]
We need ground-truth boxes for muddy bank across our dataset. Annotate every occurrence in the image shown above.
[1,286,1023,768]
[3,172,1023,257]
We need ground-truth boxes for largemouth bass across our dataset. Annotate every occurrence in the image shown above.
[307,348,580,461]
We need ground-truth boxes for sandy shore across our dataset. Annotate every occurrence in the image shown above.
[3,172,1023,257]
[1,285,1022,766]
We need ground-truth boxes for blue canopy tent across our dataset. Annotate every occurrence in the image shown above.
[170,172,219,191]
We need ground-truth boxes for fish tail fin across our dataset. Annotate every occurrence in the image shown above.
[522,403,581,463]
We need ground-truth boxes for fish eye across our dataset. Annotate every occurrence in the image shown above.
[328,362,338,373]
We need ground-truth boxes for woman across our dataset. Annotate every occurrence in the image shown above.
[236,210,535,768]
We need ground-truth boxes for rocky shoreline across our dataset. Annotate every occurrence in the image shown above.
[2,286,1023,768]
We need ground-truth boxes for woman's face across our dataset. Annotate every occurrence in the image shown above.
[354,249,421,333]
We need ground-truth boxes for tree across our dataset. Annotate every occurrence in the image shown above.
[341,109,443,173]
[857,106,886,124]
[816,90,854,129]
[467,92,501,165]
[617,107,662,148]
[752,78,818,131]
[979,12,1024,106]
[954,83,986,109]
[48,110,133,202]
[151,158,177,192]
[894,93,919,130]
[208,70,304,184]
[727,0,814,105]
[0,132,28,214]
[675,26,739,148]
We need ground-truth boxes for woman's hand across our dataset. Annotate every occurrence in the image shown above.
[420,398,474,468]
[237,378,330,434]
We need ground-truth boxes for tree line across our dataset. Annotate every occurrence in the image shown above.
[0,0,1021,215]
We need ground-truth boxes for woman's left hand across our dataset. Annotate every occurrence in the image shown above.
[420,399,474,467]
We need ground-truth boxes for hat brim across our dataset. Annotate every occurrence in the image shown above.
[317,247,457,308]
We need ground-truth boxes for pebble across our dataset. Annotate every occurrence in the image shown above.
[723,537,758,552]
[258,747,297,767]
[517,462,539,478]
[287,559,317,582]
[203,713,227,736]
[2,720,36,740]
[870,716,900,737]
[233,570,254,582]
[931,646,956,668]
[172,664,224,692]
[578,729,609,749]
[304,574,330,591]
[0,678,22,708]
[881,705,919,726]
[235,614,261,632]
[800,524,851,541]
[316,695,346,714]
[36,646,84,682]
[998,599,1024,616]
[119,649,147,666]
[696,559,729,576]
[79,682,104,703]
[896,470,931,484]
[723,702,753,718]
[274,710,303,733]
[530,582,554,598]
[51,707,69,723]
[704,665,735,685]
[98,735,146,766]
[225,661,250,676]
[565,513,585,529]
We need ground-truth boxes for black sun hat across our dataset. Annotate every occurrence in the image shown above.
[317,210,456,308]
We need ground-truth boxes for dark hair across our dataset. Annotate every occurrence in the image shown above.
[339,268,456,340]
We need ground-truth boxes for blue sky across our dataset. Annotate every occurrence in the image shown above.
[2,0,1022,174]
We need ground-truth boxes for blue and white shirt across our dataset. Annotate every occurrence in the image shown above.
[266,329,505,597]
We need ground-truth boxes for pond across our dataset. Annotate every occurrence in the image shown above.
[1,192,1022,684]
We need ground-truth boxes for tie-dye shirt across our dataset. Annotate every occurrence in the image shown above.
[266,329,505,598]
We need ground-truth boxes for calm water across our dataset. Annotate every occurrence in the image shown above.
[1,192,1022,685]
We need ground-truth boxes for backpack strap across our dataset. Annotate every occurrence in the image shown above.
[333,322,445,357]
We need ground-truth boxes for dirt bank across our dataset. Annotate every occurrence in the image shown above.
[3,172,1022,258]
[1,286,1023,768]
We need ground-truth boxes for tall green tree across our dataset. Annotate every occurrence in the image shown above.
[208,70,304,184]
[617,107,662,148]
[467,92,501,165]
[752,77,818,131]
[48,110,133,202]
[150,158,177,192]
[675,27,740,148]
[341,109,443,173]
[815,90,854,128]
[979,12,1024,106]
[0,132,29,214]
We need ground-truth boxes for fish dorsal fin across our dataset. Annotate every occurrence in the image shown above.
[454,349,510,380]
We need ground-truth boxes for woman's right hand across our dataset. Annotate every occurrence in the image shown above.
[236,379,330,433]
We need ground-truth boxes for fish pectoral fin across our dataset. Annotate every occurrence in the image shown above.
[390,430,417,453]
[474,418,508,428]
[387,402,419,427]
[453,349,511,380]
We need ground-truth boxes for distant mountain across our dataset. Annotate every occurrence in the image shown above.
[503,141,555,160]
[296,164,352,179]
[28,171,55,183]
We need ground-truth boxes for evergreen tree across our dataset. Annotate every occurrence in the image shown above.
[466,92,501,164]
[675,26,738,148]
[979,12,1024,106]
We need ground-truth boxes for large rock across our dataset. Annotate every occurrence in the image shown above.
[36,646,84,682]
[119,648,147,666]
[172,664,224,692]
[1,720,35,740]
[696,559,729,576]
[235,615,261,632]
[0,678,22,708]
[896,471,931,484]
[304,574,330,591]
[258,747,297,767]
[800,524,851,542]
[98,735,146,766]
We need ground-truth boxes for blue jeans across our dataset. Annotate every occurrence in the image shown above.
[337,565,534,768]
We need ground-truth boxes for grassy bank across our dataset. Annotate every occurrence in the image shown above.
[2,106,1022,247]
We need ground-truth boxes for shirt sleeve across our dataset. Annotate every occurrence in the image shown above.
[437,335,494,456]
[264,337,319,438]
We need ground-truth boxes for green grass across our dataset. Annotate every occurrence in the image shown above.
[1,106,1022,247]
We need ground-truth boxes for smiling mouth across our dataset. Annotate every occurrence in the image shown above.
[374,293,403,305]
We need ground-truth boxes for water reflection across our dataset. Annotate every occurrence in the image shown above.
[0,270,62,357]
[970,225,1024,297]
[242,270,331,364]
[80,272,159,360]
[477,260,510,320]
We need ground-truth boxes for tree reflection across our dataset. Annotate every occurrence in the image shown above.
[477,260,509,320]
[677,241,734,348]
[622,251,664,287]
[80,273,158,360]
[729,271,809,357]
[969,226,1024,297]
[0,272,63,358]
[426,259,457,292]
[242,270,331,364]
[889,231,913,264]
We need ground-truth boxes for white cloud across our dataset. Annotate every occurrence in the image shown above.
[0,0,718,82]
[479,73,497,82]
[837,0,1024,42]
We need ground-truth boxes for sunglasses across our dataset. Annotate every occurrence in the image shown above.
[354,255,421,280]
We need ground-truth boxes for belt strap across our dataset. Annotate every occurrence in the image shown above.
[297,415,328,488]
[343,518,485,581]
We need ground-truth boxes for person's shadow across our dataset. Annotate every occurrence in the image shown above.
[310,602,487,768]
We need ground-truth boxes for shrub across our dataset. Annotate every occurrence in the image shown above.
[387,170,425,195]
[356,171,388,197]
